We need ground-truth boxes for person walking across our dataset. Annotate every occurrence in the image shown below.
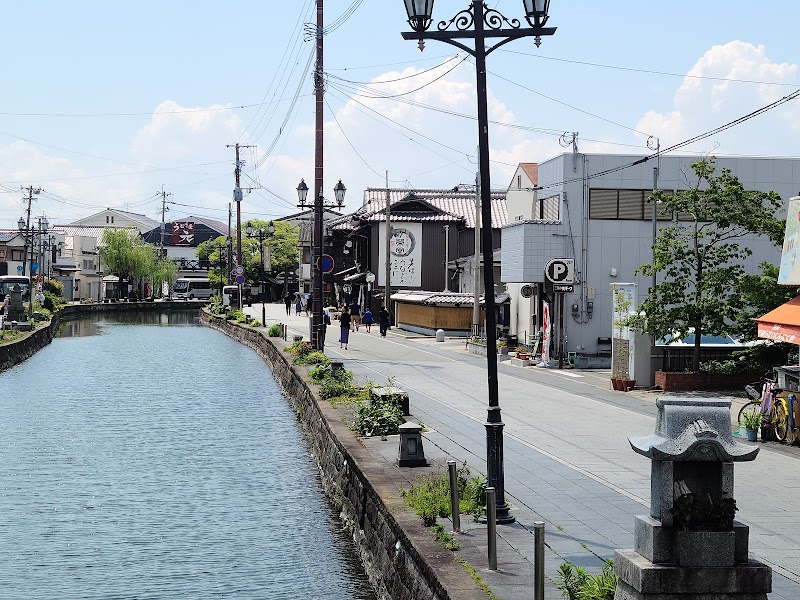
[349,299,361,331]
[320,306,331,348]
[305,293,312,316]
[295,293,302,316]
[378,305,391,338]
[362,308,373,333]
[284,292,292,315]
[339,307,351,349]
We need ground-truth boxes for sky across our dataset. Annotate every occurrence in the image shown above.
[1,1,800,230]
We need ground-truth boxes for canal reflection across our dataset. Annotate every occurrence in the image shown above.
[1,312,376,599]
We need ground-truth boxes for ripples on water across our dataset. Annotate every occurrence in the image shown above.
[0,313,376,599]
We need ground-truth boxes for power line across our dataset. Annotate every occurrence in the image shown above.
[327,53,458,71]
[328,54,462,85]
[325,0,365,33]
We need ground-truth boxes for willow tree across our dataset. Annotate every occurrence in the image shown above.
[632,160,784,371]
[99,229,175,298]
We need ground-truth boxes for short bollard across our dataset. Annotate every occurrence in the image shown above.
[534,522,545,600]
[436,328,445,342]
[486,487,497,570]
[447,460,460,533]
[282,324,288,340]
[330,361,344,376]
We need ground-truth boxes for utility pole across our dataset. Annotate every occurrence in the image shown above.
[159,186,172,259]
[311,0,325,350]
[472,171,481,338]
[20,186,40,277]
[226,143,255,269]
[443,224,450,291]
[384,171,391,314]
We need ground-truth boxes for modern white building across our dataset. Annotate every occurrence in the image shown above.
[501,152,800,380]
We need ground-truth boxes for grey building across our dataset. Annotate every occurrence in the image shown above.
[501,152,800,366]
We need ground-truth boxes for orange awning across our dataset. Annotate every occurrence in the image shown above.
[755,295,800,343]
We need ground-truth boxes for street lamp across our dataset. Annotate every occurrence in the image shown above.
[245,220,275,327]
[400,0,556,524]
[297,178,346,351]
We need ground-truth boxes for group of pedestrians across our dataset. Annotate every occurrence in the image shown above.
[283,292,311,316]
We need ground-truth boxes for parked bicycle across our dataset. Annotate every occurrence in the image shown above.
[739,375,792,442]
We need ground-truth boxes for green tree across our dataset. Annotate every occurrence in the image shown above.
[197,236,230,291]
[731,262,797,342]
[99,228,176,298]
[632,160,784,371]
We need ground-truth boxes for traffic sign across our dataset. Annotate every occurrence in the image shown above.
[520,284,534,298]
[31,262,38,274]
[16,265,22,273]
[553,284,574,293]
[235,274,245,285]
[235,266,244,275]
[545,258,575,284]
[317,254,334,273]
[342,284,352,294]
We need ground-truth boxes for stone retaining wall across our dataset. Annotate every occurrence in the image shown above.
[202,312,485,600]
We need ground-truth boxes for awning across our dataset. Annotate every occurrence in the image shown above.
[755,296,800,343]
[479,291,510,306]
[52,264,81,272]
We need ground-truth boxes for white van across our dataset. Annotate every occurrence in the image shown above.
[173,277,212,300]
[222,285,240,308]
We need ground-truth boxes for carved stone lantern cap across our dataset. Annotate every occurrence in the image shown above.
[629,397,759,462]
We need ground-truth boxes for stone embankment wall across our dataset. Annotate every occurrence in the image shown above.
[203,313,485,600]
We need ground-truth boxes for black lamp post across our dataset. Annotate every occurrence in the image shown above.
[401,0,556,524]
[246,220,275,327]
[297,177,346,351]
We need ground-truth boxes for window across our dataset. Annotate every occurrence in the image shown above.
[539,195,560,220]
[517,175,522,189]
[106,216,109,223]
[83,259,95,270]
[589,189,672,220]
[11,249,25,261]
[111,216,114,224]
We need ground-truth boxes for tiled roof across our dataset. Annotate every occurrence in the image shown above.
[519,163,538,185]
[358,188,507,229]
[53,225,137,238]
[170,215,229,236]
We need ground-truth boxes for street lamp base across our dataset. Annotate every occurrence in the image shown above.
[483,409,515,524]
[478,503,515,525]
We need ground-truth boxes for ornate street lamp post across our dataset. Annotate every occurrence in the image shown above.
[400,0,556,524]
[297,178,346,350]
[246,220,275,328]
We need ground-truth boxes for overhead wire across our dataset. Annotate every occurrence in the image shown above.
[325,0,365,33]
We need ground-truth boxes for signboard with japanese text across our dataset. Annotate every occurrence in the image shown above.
[778,196,800,285]
[378,222,422,287]
[172,221,196,246]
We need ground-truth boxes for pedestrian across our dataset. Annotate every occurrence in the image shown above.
[320,306,331,348]
[362,307,373,333]
[339,306,351,349]
[295,294,302,316]
[349,299,361,331]
[305,293,313,316]
[378,305,391,337]
[284,292,292,315]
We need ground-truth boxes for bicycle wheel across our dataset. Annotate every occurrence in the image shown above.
[773,401,789,442]
[738,401,761,427]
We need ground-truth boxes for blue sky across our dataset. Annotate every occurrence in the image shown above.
[1,1,799,229]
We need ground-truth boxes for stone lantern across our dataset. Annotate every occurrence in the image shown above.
[614,398,771,600]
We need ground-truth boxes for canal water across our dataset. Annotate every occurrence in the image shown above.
[0,312,376,599]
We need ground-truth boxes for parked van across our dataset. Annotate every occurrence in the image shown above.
[0,275,31,300]
[222,285,240,308]
[173,277,212,300]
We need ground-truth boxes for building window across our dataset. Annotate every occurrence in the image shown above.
[11,249,25,261]
[517,175,522,189]
[539,195,560,220]
[589,189,673,220]
[106,216,109,223]
[111,216,114,224]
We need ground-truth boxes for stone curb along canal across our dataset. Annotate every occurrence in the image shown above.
[202,310,488,600]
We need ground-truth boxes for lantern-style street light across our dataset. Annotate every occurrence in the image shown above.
[297,178,346,351]
[400,0,556,524]
[246,220,275,328]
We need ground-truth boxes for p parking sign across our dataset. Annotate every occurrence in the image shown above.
[545,258,575,284]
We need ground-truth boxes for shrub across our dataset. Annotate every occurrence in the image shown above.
[432,524,460,551]
[227,309,245,321]
[320,368,355,399]
[287,340,312,356]
[401,464,485,527]
[250,319,262,328]
[555,561,616,600]
[268,323,282,337]
[309,364,330,382]
[352,399,404,437]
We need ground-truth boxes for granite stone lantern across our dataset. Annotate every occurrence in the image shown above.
[614,398,771,600]
[8,284,25,323]
[397,422,427,467]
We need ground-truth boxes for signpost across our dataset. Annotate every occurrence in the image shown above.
[317,254,334,273]
[545,259,575,369]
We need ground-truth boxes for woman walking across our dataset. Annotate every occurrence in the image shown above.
[295,294,302,316]
[339,307,351,349]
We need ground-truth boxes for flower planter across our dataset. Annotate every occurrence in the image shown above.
[654,370,754,392]
[746,428,758,442]
[620,378,635,392]
[611,377,623,391]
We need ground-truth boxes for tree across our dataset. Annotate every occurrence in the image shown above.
[197,236,230,291]
[631,160,784,371]
[99,229,176,298]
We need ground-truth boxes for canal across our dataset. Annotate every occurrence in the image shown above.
[0,311,376,599]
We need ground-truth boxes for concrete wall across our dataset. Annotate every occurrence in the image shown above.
[203,314,486,600]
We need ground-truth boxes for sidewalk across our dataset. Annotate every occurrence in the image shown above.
[247,302,800,599]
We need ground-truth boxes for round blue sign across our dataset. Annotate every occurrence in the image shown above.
[16,265,22,273]
[31,262,38,273]
[235,274,245,285]
[317,255,334,273]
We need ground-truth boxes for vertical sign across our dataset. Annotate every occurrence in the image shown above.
[539,301,550,367]
[378,222,422,287]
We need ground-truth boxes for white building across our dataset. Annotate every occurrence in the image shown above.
[501,153,800,380]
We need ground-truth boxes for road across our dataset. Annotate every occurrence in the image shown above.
[249,302,800,599]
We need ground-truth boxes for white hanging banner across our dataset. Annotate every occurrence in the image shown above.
[540,301,550,367]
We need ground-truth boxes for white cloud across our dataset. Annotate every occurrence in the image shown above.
[635,41,799,152]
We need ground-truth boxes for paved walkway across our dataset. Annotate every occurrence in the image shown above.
[248,302,800,600]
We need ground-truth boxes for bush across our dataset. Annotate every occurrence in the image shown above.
[320,368,354,399]
[401,463,486,527]
[309,364,330,383]
[555,561,616,600]
[250,319,262,327]
[352,400,404,437]
[227,309,245,321]
[268,323,282,337]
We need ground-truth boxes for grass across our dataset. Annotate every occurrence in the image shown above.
[401,463,486,527]
[456,558,500,600]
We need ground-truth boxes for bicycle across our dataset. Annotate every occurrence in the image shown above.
[739,376,792,442]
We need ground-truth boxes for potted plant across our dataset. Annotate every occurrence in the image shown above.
[515,344,530,361]
[611,288,633,390]
[742,408,761,442]
[497,339,508,355]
